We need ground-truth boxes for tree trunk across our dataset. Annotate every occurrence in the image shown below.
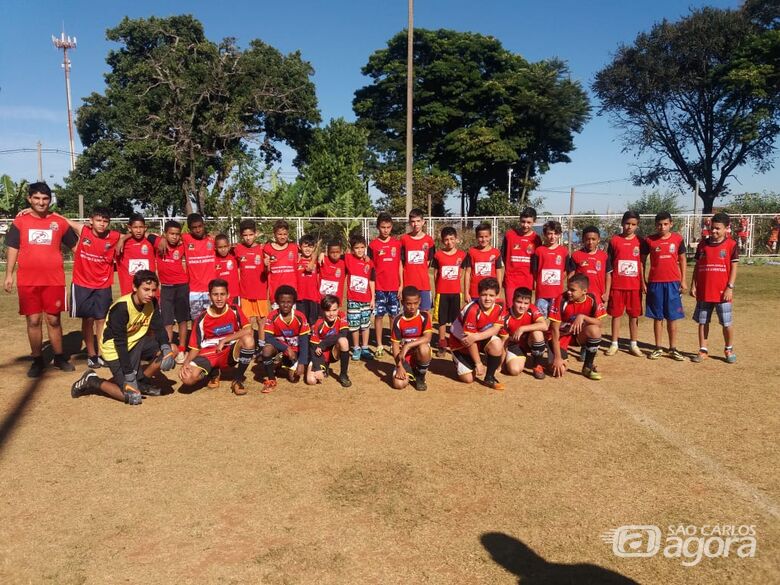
[467,188,480,217]
[183,181,193,215]
[701,192,717,214]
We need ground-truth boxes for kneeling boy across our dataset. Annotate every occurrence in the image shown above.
[548,274,606,380]
[307,295,352,387]
[260,285,311,391]
[391,286,433,391]
[178,279,255,395]
[501,287,549,379]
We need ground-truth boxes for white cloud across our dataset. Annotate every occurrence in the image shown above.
[0,106,62,123]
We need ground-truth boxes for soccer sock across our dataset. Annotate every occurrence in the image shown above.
[415,361,431,381]
[629,340,638,348]
[262,357,276,380]
[53,353,66,363]
[530,341,546,359]
[725,345,733,351]
[610,340,618,347]
[486,354,501,380]
[32,355,45,365]
[584,338,601,369]
[235,348,254,380]
[700,347,708,353]
[340,351,350,375]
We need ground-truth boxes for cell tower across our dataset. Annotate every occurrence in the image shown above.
[52,29,81,216]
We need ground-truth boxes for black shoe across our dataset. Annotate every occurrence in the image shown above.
[71,370,100,398]
[87,356,106,368]
[53,356,75,372]
[137,379,162,397]
[414,378,428,391]
[338,373,352,388]
[27,359,45,378]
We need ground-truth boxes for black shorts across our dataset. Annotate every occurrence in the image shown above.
[434,293,461,326]
[297,299,320,328]
[161,283,190,326]
[105,336,160,387]
[70,284,112,319]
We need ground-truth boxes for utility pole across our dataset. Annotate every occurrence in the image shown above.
[52,30,81,216]
[568,187,575,253]
[405,0,414,217]
[37,141,43,181]
[507,166,514,204]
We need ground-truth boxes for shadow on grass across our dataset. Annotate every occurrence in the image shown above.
[0,375,44,458]
[480,532,640,585]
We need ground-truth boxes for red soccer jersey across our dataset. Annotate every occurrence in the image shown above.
[263,242,299,302]
[117,237,157,295]
[607,234,649,291]
[400,233,435,291]
[368,237,402,291]
[449,301,504,352]
[311,312,349,345]
[568,249,608,300]
[72,226,121,289]
[502,229,542,289]
[189,304,249,349]
[214,253,240,298]
[264,309,311,352]
[156,242,188,286]
[233,243,267,300]
[533,245,568,300]
[183,233,216,293]
[467,246,503,299]
[297,256,321,302]
[391,310,433,343]
[501,303,545,336]
[548,293,606,335]
[694,238,738,303]
[432,249,467,295]
[647,233,685,283]
[7,213,77,286]
[319,256,346,300]
[344,253,375,303]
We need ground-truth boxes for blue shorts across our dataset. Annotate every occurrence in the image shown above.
[693,301,733,327]
[69,284,112,319]
[419,290,433,312]
[374,290,400,318]
[347,300,372,331]
[535,297,554,318]
[645,282,685,321]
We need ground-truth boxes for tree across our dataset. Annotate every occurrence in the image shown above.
[354,29,590,215]
[626,191,684,215]
[594,5,780,214]
[725,191,780,214]
[0,175,29,217]
[58,15,319,215]
[373,167,456,216]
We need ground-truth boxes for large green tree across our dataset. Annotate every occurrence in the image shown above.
[593,3,780,214]
[353,29,590,216]
[59,15,319,215]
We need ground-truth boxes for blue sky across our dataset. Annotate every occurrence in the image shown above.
[1,0,775,213]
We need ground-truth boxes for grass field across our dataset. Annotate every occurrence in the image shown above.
[0,265,778,584]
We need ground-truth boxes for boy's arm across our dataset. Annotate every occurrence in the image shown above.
[463,267,472,301]
[604,271,612,302]
[549,321,566,377]
[496,265,504,288]
[471,323,502,343]
[678,246,688,293]
[723,262,738,302]
[3,227,19,292]
[518,319,549,335]
[369,275,376,308]
[401,330,432,352]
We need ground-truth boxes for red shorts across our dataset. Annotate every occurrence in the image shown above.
[608,289,642,318]
[192,342,240,374]
[18,285,66,316]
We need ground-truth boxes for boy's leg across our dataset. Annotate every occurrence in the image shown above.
[412,344,431,390]
[82,317,96,358]
[483,337,504,389]
[360,304,373,359]
[580,324,603,380]
[504,344,526,376]
[653,319,663,349]
[337,338,351,383]
[25,313,44,357]
[261,345,278,380]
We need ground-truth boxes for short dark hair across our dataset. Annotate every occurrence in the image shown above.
[711,212,730,227]
[208,278,229,293]
[475,222,491,235]
[133,269,159,289]
[27,182,52,198]
[520,207,537,221]
[621,210,640,223]
[239,219,256,233]
[655,211,672,223]
[128,213,145,225]
[186,213,204,228]
[513,287,533,301]
[299,234,315,246]
[349,234,367,248]
[440,226,457,239]
[214,233,229,244]
[569,273,590,290]
[401,285,421,300]
[581,225,600,238]
[409,208,424,221]
[164,220,182,232]
[320,294,339,311]
[275,284,297,302]
[543,220,562,234]
[91,206,111,220]
[376,212,393,227]
[477,277,500,294]
[273,219,289,232]
[326,240,342,251]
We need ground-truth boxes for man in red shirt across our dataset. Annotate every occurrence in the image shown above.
[368,212,403,357]
[116,214,157,296]
[400,208,436,311]
[501,207,542,305]
[4,182,78,377]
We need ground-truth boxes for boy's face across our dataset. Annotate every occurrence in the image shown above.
[409,215,424,234]
[543,229,560,246]
[656,218,672,236]
[352,243,366,258]
[476,230,491,248]
[277,294,295,316]
[128,221,146,240]
[90,215,110,235]
[441,234,457,251]
[215,240,230,257]
[28,192,51,214]
[241,229,256,246]
[209,286,229,310]
[710,221,728,240]
[622,218,639,237]
[274,228,289,245]
[566,282,587,303]
[133,281,158,305]
[478,288,498,311]
[323,303,339,322]
[189,220,206,238]
[512,296,531,315]
[165,227,181,246]
[378,221,393,239]
[519,216,534,234]
[327,246,342,262]
[402,294,420,316]
[583,232,599,252]
[301,242,314,257]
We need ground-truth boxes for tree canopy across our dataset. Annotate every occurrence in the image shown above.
[354,29,590,215]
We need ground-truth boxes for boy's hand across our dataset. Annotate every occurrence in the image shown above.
[640,280,647,294]
[570,314,586,335]
[315,347,322,356]
[4,274,13,293]
[475,362,486,378]
[679,282,688,294]
[552,358,567,377]
[394,366,407,381]
[285,347,297,361]
[689,284,697,298]
[216,338,227,353]
[511,328,524,342]
[369,299,375,310]
[295,363,305,377]
[722,288,733,302]
[461,332,478,348]
[601,292,609,303]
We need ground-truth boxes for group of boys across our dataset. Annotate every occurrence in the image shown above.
[5,183,740,405]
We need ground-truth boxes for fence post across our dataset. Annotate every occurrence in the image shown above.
[492,216,498,248]
[748,214,754,259]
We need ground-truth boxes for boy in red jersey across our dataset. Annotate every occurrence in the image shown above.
[179,278,255,395]
[605,211,649,357]
[531,220,569,317]
[549,274,606,380]
[4,182,78,377]
[260,285,311,391]
[368,213,402,357]
[67,206,121,368]
[233,219,268,352]
[181,213,216,322]
[464,222,503,303]
[737,216,749,254]
[345,235,376,361]
[449,277,505,390]
[567,226,608,302]
[767,215,779,253]
[501,207,542,304]
[391,285,433,391]
[319,241,347,302]
[306,295,352,388]
[400,208,436,311]
[296,234,321,327]
[645,212,687,361]
[500,287,549,380]
[431,226,467,356]
[264,220,299,305]
[116,214,156,296]
[690,212,739,364]
[214,234,240,305]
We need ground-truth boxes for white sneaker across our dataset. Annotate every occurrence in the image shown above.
[175,351,186,365]
[605,344,619,356]
[628,345,644,357]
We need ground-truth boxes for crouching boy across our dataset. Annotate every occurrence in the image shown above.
[391,286,433,391]
[501,287,549,380]
[307,295,352,388]
[260,285,311,392]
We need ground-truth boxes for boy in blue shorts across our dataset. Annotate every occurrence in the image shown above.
[368,213,402,357]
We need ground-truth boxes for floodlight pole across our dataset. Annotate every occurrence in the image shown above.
[507,166,514,203]
[405,0,414,217]
[52,31,81,216]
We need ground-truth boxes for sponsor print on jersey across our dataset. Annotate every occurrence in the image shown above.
[441,265,460,280]
[617,260,638,277]
[128,259,150,274]
[320,280,339,295]
[407,250,425,264]
[28,229,53,245]
[541,269,561,285]
[474,262,492,276]
[349,275,369,294]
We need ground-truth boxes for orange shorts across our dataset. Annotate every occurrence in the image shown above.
[240,298,268,319]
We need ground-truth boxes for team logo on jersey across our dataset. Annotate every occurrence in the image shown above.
[207,241,213,250]
[173,251,181,260]
[669,244,676,253]
[719,249,727,258]
[227,260,234,269]
[513,243,521,250]
[422,243,429,250]
[555,255,562,265]
[335,269,342,277]
[288,251,294,260]
[378,248,385,256]
[655,246,661,252]
[632,247,640,257]
[456,257,463,265]
[269,255,277,262]
[363,264,370,274]
[49,221,59,231]
[526,245,533,254]
[596,261,602,271]
[104,242,112,251]
[83,238,92,247]
[188,243,195,250]
[141,244,149,255]
[254,255,261,265]
[391,247,396,257]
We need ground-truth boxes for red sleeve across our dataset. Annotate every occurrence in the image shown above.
[390,315,401,342]
[548,297,562,322]
[422,311,433,333]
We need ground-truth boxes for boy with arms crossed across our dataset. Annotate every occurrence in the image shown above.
[260,286,311,391]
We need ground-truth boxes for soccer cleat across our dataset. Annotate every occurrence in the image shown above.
[123,391,143,405]
[71,369,100,398]
[27,360,45,378]
[261,378,277,394]
[435,342,447,358]
[691,350,708,363]
[724,349,737,364]
[87,356,106,369]
[137,380,162,397]
[604,344,618,356]
[207,371,221,389]
[351,347,361,361]
[414,378,428,392]
[628,345,644,357]
[231,379,247,396]
[648,348,663,360]
[483,377,505,391]
[374,347,384,359]
[360,347,374,360]
[175,351,186,365]
[532,364,546,380]
[338,373,352,388]
[668,348,685,362]
[53,356,75,372]
[582,366,602,381]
